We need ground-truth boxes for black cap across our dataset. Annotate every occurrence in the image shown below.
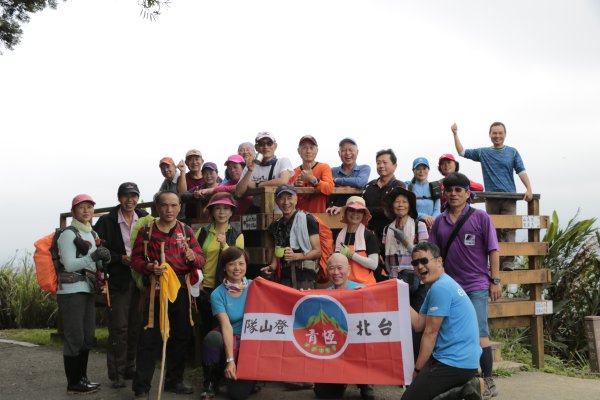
[117,182,140,197]
[442,173,470,189]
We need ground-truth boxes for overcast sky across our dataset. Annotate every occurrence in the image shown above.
[1,0,599,263]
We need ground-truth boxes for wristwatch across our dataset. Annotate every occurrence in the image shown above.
[490,277,501,285]
[226,357,235,363]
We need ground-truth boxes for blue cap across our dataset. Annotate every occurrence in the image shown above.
[275,184,297,198]
[412,157,430,169]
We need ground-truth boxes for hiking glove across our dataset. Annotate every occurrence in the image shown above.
[91,246,111,263]
[73,236,91,255]
[340,244,354,259]
[389,226,407,242]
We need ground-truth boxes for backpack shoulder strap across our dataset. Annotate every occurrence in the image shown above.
[196,226,209,246]
[267,161,277,181]
[429,180,442,200]
[441,207,476,260]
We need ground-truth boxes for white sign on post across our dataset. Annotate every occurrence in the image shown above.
[242,215,258,231]
[522,216,541,229]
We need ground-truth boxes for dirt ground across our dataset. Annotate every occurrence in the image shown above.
[1,339,599,400]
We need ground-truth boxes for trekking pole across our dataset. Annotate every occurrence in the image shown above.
[157,241,167,400]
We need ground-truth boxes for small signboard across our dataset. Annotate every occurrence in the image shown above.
[242,214,258,231]
[535,300,553,315]
[522,216,541,229]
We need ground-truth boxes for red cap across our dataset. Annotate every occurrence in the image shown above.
[438,153,456,162]
[224,154,245,165]
[159,157,175,166]
[72,194,96,208]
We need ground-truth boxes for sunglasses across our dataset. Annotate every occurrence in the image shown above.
[444,186,468,194]
[411,256,438,267]
[256,140,274,147]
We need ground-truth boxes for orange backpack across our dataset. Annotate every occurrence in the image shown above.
[33,227,80,293]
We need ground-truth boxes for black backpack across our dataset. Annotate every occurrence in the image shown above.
[408,180,441,201]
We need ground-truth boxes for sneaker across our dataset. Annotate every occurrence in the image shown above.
[483,377,498,399]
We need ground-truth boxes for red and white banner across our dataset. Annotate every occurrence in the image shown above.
[236,278,414,385]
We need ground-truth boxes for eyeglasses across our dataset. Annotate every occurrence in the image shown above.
[256,140,274,147]
[411,256,438,267]
[444,186,468,193]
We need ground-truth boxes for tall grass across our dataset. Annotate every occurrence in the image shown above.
[0,253,58,329]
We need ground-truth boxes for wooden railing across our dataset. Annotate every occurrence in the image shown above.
[59,188,551,368]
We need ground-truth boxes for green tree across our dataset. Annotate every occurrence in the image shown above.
[0,0,60,53]
[1,0,168,53]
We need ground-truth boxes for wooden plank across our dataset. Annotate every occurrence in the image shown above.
[489,317,530,330]
[498,242,548,256]
[314,213,345,229]
[488,300,550,318]
[498,269,551,285]
[474,192,540,201]
[490,215,549,229]
[531,316,545,369]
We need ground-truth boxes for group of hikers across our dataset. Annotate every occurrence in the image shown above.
[54,121,533,400]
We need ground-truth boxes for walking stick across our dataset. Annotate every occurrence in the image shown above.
[157,241,167,400]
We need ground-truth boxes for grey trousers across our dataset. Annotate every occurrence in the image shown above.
[58,292,96,357]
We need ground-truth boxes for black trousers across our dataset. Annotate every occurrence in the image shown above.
[106,280,143,380]
[133,289,192,393]
[401,358,477,400]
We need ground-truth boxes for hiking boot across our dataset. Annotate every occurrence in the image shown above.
[483,377,498,399]
[358,384,375,400]
[432,386,462,400]
[164,381,194,394]
[461,377,485,400]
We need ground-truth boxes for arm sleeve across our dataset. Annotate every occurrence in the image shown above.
[417,221,429,242]
[350,253,379,270]
[93,216,122,267]
[210,289,226,316]
[306,214,319,236]
[335,165,371,188]
[513,149,526,174]
[58,230,95,273]
[424,283,452,317]
[131,226,150,275]
[186,226,205,269]
[432,198,441,218]
[462,148,480,161]
[315,164,335,195]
